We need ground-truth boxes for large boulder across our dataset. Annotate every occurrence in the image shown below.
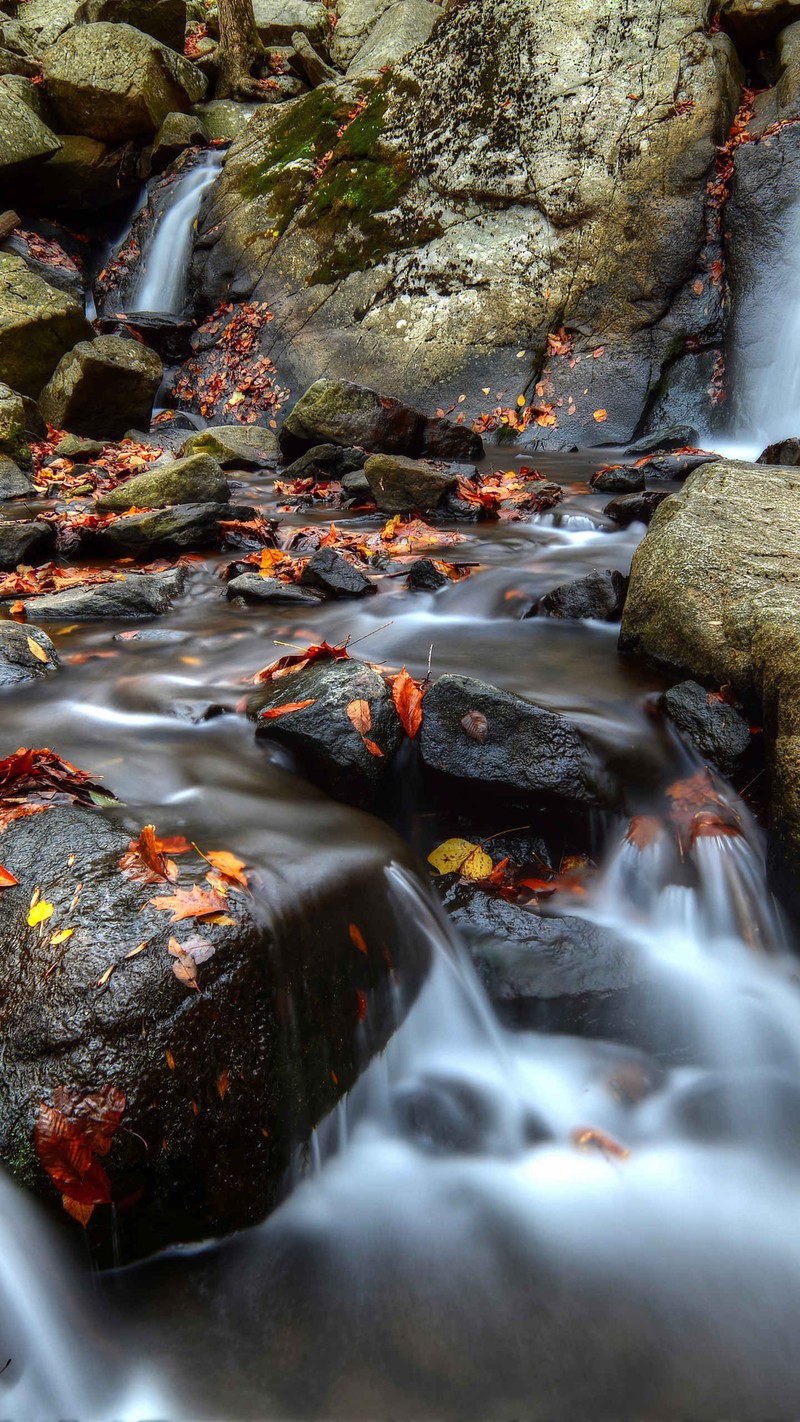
[193,0,741,443]
[27,134,143,213]
[251,0,330,47]
[39,336,163,442]
[330,0,394,67]
[279,379,482,461]
[42,23,206,143]
[363,452,457,513]
[0,383,28,465]
[9,0,79,49]
[0,79,61,179]
[620,460,800,910]
[346,0,440,77]
[97,454,230,512]
[75,0,188,54]
[0,254,93,398]
[718,0,800,45]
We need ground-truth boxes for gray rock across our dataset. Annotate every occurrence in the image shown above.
[407,556,447,591]
[0,455,33,500]
[25,568,186,620]
[52,433,105,458]
[280,379,483,462]
[74,0,188,54]
[192,98,257,142]
[179,424,278,468]
[341,468,371,498]
[758,437,800,465]
[531,569,628,623]
[635,452,717,482]
[0,78,60,177]
[39,336,163,442]
[0,518,54,569]
[330,0,394,67]
[603,491,671,526]
[363,452,457,513]
[227,573,323,604]
[251,0,330,46]
[291,30,337,85]
[346,0,440,77]
[299,546,375,598]
[92,503,236,556]
[12,0,79,48]
[419,673,618,808]
[625,426,700,456]
[659,679,752,779]
[592,465,645,494]
[0,384,28,464]
[0,253,93,399]
[0,621,58,685]
[151,110,208,172]
[282,443,366,480]
[97,453,230,512]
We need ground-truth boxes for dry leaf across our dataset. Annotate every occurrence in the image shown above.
[204,850,249,890]
[216,1068,230,1101]
[346,699,372,735]
[150,884,229,923]
[349,923,368,956]
[391,668,426,739]
[0,863,18,889]
[592,409,608,423]
[28,899,53,927]
[96,964,115,987]
[259,698,316,719]
[27,636,49,664]
[51,928,74,946]
[428,839,492,879]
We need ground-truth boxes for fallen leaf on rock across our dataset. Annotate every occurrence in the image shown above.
[34,1085,125,1223]
[0,863,18,889]
[119,825,179,885]
[204,850,249,891]
[26,637,49,664]
[96,964,115,987]
[28,899,53,927]
[168,939,200,991]
[51,928,74,946]
[150,884,229,923]
[253,641,350,685]
[125,941,147,959]
[346,699,372,735]
[260,698,316,719]
[217,1068,230,1100]
[390,668,426,739]
[461,709,488,743]
[428,839,493,880]
[593,409,608,423]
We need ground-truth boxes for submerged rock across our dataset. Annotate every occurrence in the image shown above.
[39,336,163,442]
[226,573,323,605]
[0,621,58,685]
[279,379,483,462]
[97,454,230,512]
[92,503,242,557]
[659,679,752,779]
[24,568,186,620]
[299,546,375,598]
[530,569,628,623]
[603,491,671,526]
[0,517,54,569]
[0,253,92,398]
[419,673,618,808]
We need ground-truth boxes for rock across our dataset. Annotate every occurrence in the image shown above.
[252,0,330,47]
[281,443,366,480]
[758,437,800,465]
[179,424,278,468]
[0,382,28,464]
[0,46,39,80]
[592,465,645,494]
[42,23,206,144]
[97,454,230,512]
[718,0,800,45]
[280,379,483,462]
[603,491,671,526]
[531,569,628,623]
[299,546,375,598]
[9,0,78,49]
[407,556,447,591]
[74,0,189,54]
[625,426,700,456]
[0,79,61,176]
[227,573,323,604]
[0,621,58,686]
[419,674,618,808]
[341,468,371,499]
[363,452,457,513]
[39,336,163,442]
[24,568,186,620]
[0,454,33,499]
[2,229,85,305]
[28,134,142,212]
[193,99,257,142]
[0,517,54,569]
[347,0,440,77]
[98,314,195,364]
[252,657,403,803]
[330,0,393,67]
[634,452,717,482]
[151,111,208,172]
[619,460,800,911]
[92,502,250,557]
[291,31,338,86]
[659,679,752,778]
[53,433,105,459]
[0,254,91,399]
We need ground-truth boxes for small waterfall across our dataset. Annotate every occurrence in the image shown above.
[130,151,223,316]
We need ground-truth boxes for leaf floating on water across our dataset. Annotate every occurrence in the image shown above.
[150,884,229,923]
[626,815,662,850]
[349,923,369,956]
[572,1127,629,1159]
[259,698,316,719]
[26,636,49,664]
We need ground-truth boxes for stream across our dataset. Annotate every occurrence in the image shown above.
[3,142,800,1422]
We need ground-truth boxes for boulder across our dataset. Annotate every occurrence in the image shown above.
[8,0,78,49]
[419,674,618,808]
[619,460,800,911]
[0,455,33,499]
[636,452,717,482]
[280,380,483,461]
[531,569,628,623]
[0,382,28,464]
[251,0,330,47]
[625,426,701,456]
[347,0,440,77]
[252,657,403,804]
[0,254,93,398]
[341,468,371,499]
[330,0,394,67]
[407,556,448,591]
[28,134,142,212]
[718,0,800,45]
[758,437,800,465]
[603,491,670,526]
[193,99,257,142]
[97,454,230,512]
[299,546,375,597]
[291,31,338,87]
[42,23,206,144]
[39,336,163,442]
[281,443,366,480]
[0,517,54,569]
[592,465,645,494]
[179,424,278,468]
[151,111,208,173]
[226,573,323,604]
[24,568,186,620]
[3,229,85,305]
[91,502,244,556]
[0,621,58,686]
[659,679,752,779]
[74,0,189,54]
[0,80,61,177]
[363,452,457,513]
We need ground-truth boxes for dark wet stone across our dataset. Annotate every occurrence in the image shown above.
[757,437,800,466]
[24,568,186,620]
[341,469,371,499]
[0,455,34,500]
[363,453,458,514]
[92,503,244,556]
[252,658,403,805]
[659,679,751,778]
[279,378,484,463]
[98,313,196,364]
[592,464,645,494]
[226,574,323,605]
[635,452,716,482]
[670,1070,800,1156]
[626,425,699,455]
[408,556,448,591]
[603,491,671,526]
[419,673,619,808]
[281,443,367,481]
[0,517,54,570]
[0,621,58,685]
[530,569,628,623]
[299,546,375,599]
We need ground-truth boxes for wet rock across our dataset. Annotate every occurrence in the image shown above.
[718,0,800,46]
[0,455,33,500]
[74,0,189,54]
[28,134,143,213]
[635,452,717,482]
[0,621,58,686]
[151,111,209,173]
[98,314,195,364]
[97,454,230,513]
[341,468,371,499]
[0,80,61,177]
[363,452,458,513]
[530,569,628,623]
[25,568,186,620]
[626,426,700,456]
[52,434,105,459]
[252,0,330,47]
[603,491,671,526]
[279,379,483,462]
[346,0,440,77]
[92,502,241,557]
[0,517,54,569]
[39,336,163,443]
[0,254,92,399]
[281,443,367,480]
[408,556,448,591]
[419,673,619,808]
[226,573,323,605]
[252,658,403,804]
[659,680,752,778]
[179,424,278,468]
[0,383,29,464]
[2,229,85,305]
[299,546,375,598]
[42,23,206,144]
[758,437,800,465]
[330,0,394,67]
[592,465,645,494]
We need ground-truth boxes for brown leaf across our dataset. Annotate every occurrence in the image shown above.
[391,668,426,739]
[349,923,368,956]
[34,1085,125,1208]
[204,850,249,891]
[626,815,662,850]
[216,1068,230,1101]
[461,710,488,743]
[572,1127,629,1159]
[362,738,384,759]
[119,824,178,885]
[150,884,229,923]
[259,698,315,719]
[346,699,372,735]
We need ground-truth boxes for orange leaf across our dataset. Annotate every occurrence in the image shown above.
[119,824,178,885]
[362,738,384,758]
[204,850,249,890]
[626,815,662,850]
[349,923,368,956]
[572,1127,629,1159]
[216,1068,230,1101]
[0,863,18,889]
[62,1195,94,1227]
[346,699,372,735]
[150,884,229,923]
[391,668,426,739]
[259,698,315,719]
[592,409,608,423]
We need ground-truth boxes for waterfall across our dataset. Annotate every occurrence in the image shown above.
[130,151,223,317]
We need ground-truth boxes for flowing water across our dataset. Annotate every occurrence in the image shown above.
[129,151,225,317]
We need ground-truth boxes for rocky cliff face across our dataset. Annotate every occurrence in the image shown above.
[193,0,742,445]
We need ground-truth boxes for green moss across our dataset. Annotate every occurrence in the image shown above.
[239,87,359,201]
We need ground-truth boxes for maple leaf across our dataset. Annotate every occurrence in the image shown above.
[119,825,179,885]
[150,884,230,923]
[626,815,662,850]
[390,668,427,739]
[204,850,250,891]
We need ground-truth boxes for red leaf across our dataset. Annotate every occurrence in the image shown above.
[0,863,18,889]
[259,698,316,719]
[119,824,178,885]
[349,923,368,956]
[391,668,426,739]
[253,642,350,685]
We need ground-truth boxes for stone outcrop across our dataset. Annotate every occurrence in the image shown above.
[0,80,61,179]
[620,460,800,911]
[0,254,93,398]
[39,335,163,441]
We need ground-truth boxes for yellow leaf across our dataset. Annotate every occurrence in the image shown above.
[51,928,74,946]
[202,913,237,926]
[27,899,53,927]
[593,409,608,423]
[27,636,49,664]
[96,964,115,987]
[428,839,479,876]
[517,395,526,408]
[482,387,490,395]
[227,391,245,406]
[461,847,494,880]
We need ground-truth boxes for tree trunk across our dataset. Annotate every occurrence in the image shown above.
[216,0,266,100]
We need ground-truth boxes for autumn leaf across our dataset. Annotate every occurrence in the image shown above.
[349,923,369,956]
[391,668,426,739]
[168,938,201,991]
[626,815,662,850]
[28,899,53,927]
[0,863,18,889]
[27,636,49,664]
[204,850,249,891]
[593,409,608,423]
[572,1127,629,1160]
[253,641,350,684]
[119,825,179,885]
[428,839,493,880]
[346,699,372,735]
[150,884,229,923]
[259,698,316,719]
[216,1068,230,1100]
[34,1085,125,1221]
